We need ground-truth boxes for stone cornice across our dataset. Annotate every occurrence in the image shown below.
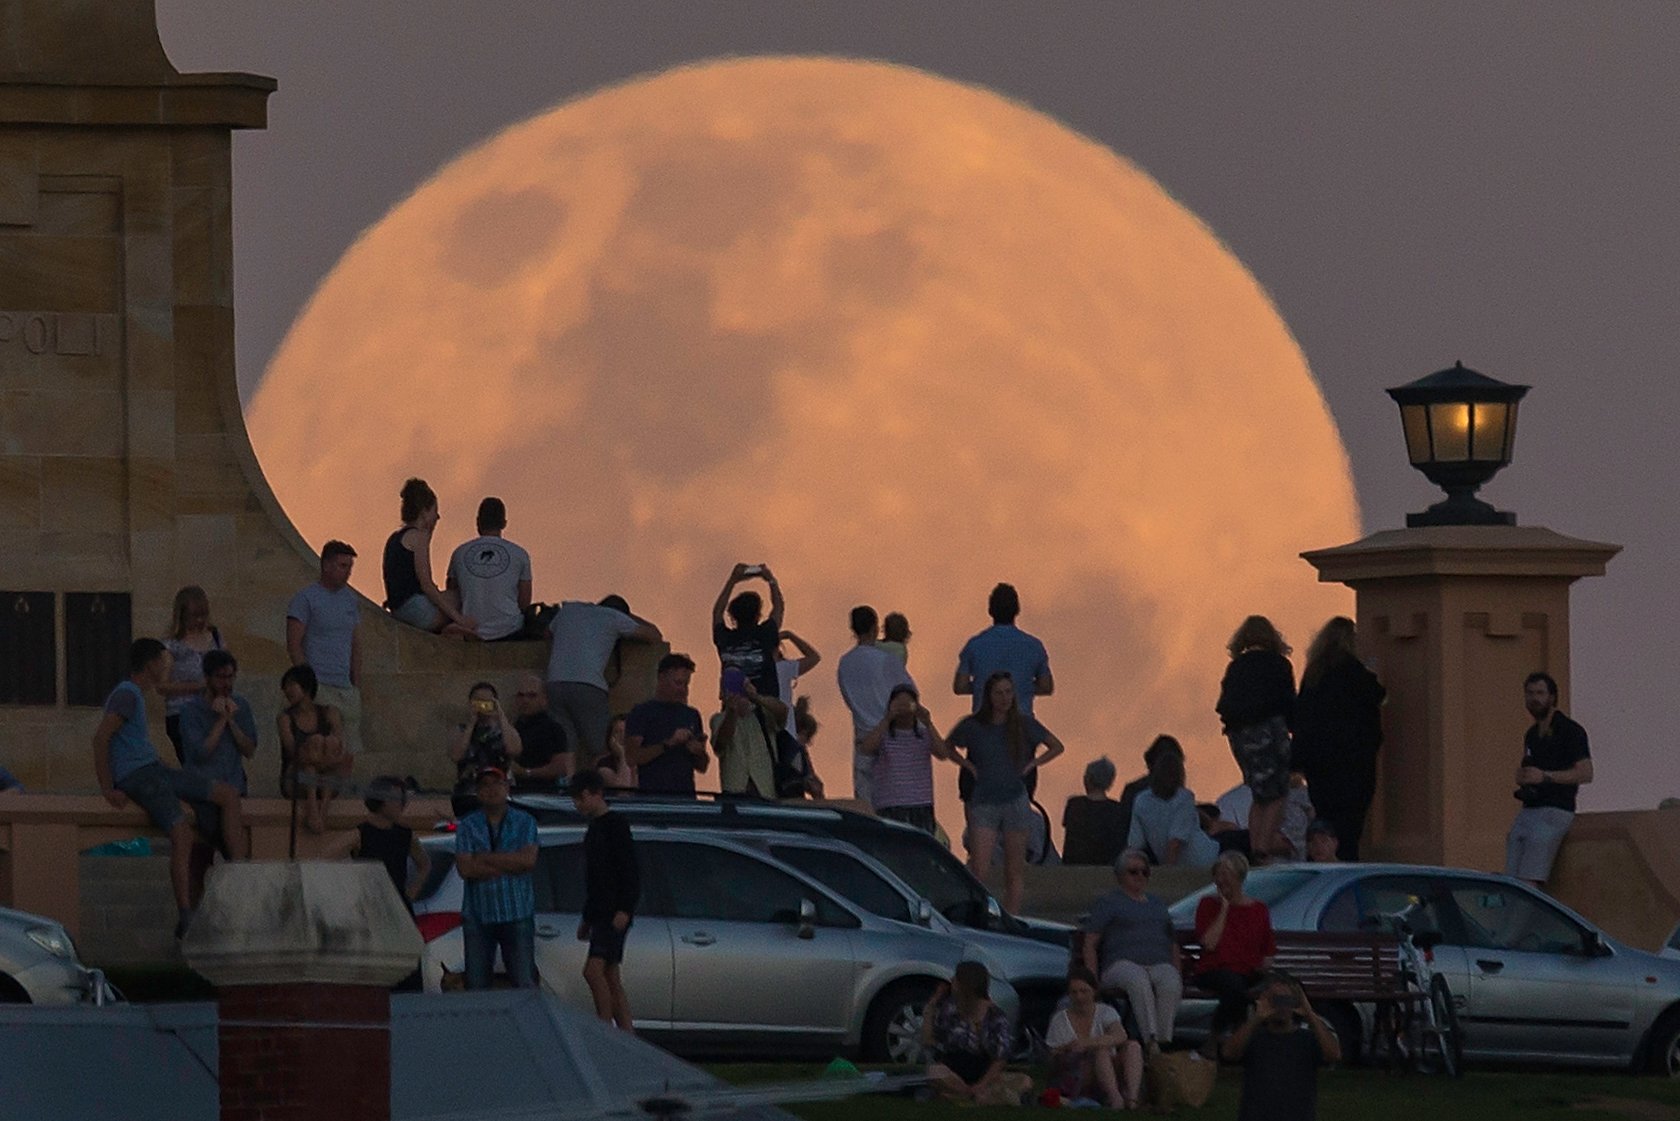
[0,74,275,128]
[1301,524,1622,584]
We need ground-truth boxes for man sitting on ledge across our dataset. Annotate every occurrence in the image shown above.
[93,638,248,939]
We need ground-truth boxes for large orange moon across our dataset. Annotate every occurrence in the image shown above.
[248,57,1358,834]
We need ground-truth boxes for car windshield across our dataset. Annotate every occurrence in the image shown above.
[1168,868,1317,924]
[840,828,994,928]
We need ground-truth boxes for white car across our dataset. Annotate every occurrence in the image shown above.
[414,823,1020,1060]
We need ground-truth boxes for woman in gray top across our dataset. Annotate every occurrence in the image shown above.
[947,671,1064,916]
[1079,847,1184,1049]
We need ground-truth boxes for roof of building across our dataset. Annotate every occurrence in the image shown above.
[0,991,791,1121]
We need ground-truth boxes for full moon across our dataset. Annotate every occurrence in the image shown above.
[248,57,1358,829]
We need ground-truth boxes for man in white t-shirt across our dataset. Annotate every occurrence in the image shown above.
[1216,779,1315,862]
[546,596,660,764]
[446,498,533,642]
[835,606,913,807]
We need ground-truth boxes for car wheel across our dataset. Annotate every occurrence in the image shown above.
[863,979,937,1064]
[1321,1001,1362,1067]
[0,974,31,1004]
[1648,1008,1680,1078]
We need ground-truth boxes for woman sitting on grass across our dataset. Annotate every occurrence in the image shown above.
[920,961,1033,1106]
[1047,965,1144,1109]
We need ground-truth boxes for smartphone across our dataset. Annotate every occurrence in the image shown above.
[741,564,764,577]
[472,698,496,714]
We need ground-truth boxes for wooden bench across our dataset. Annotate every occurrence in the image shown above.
[1176,930,1418,1005]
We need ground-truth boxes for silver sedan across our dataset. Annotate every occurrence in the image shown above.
[1164,863,1680,1074]
[414,825,1020,1059]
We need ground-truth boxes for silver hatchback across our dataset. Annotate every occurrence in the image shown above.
[1164,863,1680,1074]
[414,824,1020,1059]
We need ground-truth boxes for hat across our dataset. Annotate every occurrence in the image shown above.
[888,683,919,702]
[475,765,508,784]
[721,668,748,696]
[1305,817,1337,839]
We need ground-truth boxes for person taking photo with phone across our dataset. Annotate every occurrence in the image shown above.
[1223,972,1340,1121]
[448,682,523,816]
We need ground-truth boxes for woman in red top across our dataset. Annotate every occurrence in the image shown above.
[1194,850,1276,1049]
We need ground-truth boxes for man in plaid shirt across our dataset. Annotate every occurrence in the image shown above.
[455,766,540,989]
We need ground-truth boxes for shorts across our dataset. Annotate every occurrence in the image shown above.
[314,682,363,755]
[1228,715,1292,803]
[115,763,214,833]
[877,804,939,835]
[390,593,440,631]
[587,918,631,965]
[966,792,1035,834]
[547,681,612,761]
[1506,806,1573,882]
[852,751,875,808]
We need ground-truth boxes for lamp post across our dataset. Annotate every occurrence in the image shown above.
[1387,361,1529,527]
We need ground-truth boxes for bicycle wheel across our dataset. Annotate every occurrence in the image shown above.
[1428,975,1464,1078]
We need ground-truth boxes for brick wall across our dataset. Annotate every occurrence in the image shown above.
[218,983,390,1121]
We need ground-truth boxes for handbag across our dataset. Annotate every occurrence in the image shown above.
[1145,1050,1217,1111]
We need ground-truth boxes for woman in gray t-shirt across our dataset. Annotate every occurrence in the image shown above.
[947,671,1064,916]
[1079,847,1184,1048]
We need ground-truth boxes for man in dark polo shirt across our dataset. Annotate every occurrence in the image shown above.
[510,672,569,793]
[1506,671,1593,888]
[1224,972,1340,1121]
[625,654,710,796]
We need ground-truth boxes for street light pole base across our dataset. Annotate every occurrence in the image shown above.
[1406,495,1517,527]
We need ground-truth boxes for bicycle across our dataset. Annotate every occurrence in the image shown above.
[1370,896,1464,1077]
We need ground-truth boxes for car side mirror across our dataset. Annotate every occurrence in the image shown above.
[986,896,1003,926]
[917,900,934,926]
[1584,930,1611,957]
[797,898,816,940]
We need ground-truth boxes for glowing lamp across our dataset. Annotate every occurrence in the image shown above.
[1387,361,1529,527]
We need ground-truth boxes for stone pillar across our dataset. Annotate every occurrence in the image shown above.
[181,862,422,1121]
[1301,525,1618,871]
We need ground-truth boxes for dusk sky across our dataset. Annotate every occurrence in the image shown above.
[158,2,1680,811]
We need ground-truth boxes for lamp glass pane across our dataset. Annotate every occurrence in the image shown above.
[1471,402,1509,461]
[1400,404,1432,464]
[1503,400,1520,459]
[1429,402,1471,461]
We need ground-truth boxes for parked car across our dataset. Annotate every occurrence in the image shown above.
[0,905,119,1006]
[510,793,1073,949]
[1163,863,1680,1074]
[413,825,1020,1060]
[719,828,1074,1049]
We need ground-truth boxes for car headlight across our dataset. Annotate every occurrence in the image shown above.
[27,927,73,958]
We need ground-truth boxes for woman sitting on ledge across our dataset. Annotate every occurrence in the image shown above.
[383,476,477,637]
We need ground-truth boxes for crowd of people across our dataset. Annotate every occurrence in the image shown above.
[80,473,1597,1120]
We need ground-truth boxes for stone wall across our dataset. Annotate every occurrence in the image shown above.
[0,2,660,794]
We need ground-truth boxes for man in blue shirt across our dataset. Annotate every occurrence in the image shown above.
[455,766,540,989]
[93,639,248,938]
[179,649,258,896]
[953,583,1054,715]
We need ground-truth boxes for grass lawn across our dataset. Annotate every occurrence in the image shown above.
[706,1063,1680,1120]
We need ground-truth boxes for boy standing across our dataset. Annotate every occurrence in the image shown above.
[571,769,639,1031]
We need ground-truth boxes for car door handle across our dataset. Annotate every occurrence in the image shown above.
[535,923,564,940]
[1476,959,1504,974]
[681,932,716,947]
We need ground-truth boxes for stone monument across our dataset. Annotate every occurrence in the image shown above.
[0,0,659,793]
